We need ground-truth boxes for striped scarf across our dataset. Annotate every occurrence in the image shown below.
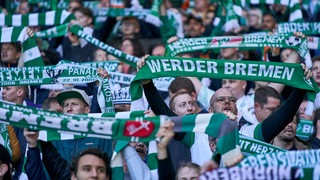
[0,9,75,26]
[0,27,44,67]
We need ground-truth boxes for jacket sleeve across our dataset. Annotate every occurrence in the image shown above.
[41,141,71,179]
[123,146,151,180]
[157,148,175,180]
[260,88,306,142]
[25,147,46,180]
[142,81,176,116]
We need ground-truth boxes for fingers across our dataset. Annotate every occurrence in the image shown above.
[301,63,312,79]
[293,31,305,38]
[136,55,149,70]
[26,27,34,37]
[97,68,110,79]
[167,36,178,44]
[200,160,219,174]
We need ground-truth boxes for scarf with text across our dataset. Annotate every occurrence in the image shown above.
[0,27,44,67]
[277,22,320,35]
[68,24,140,67]
[240,149,320,168]
[164,35,310,67]
[35,23,69,38]
[296,119,314,140]
[0,61,114,112]
[0,9,74,27]
[200,165,320,180]
[130,56,319,102]
[239,135,286,156]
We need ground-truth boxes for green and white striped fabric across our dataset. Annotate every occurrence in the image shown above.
[233,0,303,22]
[0,9,75,27]
[0,27,44,67]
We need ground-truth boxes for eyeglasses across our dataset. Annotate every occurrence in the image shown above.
[214,96,237,104]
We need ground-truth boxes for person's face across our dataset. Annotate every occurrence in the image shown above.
[99,0,110,8]
[68,2,82,13]
[177,167,199,180]
[194,0,208,11]
[151,45,165,56]
[312,60,320,86]
[120,40,134,55]
[62,98,90,114]
[94,49,107,62]
[299,101,312,120]
[74,11,92,27]
[221,79,246,99]
[262,15,276,31]
[120,20,139,36]
[172,94,196,116]
[18,2,30,14]
[49,102,63,113]
[220,48,239,60]
[1,43,20,64]
[277,117,298,142]
[280,49,292,63]
[255,97,280,122]
[209,89,237,114]
[248,13,260,27]
[2,86,21,103]
[129,142,147,159]
[71,154,109,180]
[187,19,204,38]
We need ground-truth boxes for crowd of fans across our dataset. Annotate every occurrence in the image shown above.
[1,0,320,179]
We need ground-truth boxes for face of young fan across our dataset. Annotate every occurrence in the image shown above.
[129,142,148,160]
[120,20,139,36]
[71,154,109,180]
[1,43,20,64]
[176,167,199,180]
[2,86,22,104]
[120,40,134,55]
[94,49,107,62]
[74,11,92,27]
[172,94,197,116]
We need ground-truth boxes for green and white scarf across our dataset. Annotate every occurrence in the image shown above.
[0,9,75,27]
[239,135,286,156]
[0,27,44,67]
[296,119,314,140]
[240,149,320,168]
[69,24,140,67]
[277,22,320,35]
[165,34,308,60]
[130,56,318,102]
[35,23,69,38]
[0,61,114,112]
[200,165,320,180]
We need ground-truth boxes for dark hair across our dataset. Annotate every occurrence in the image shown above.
[73,7,94,25]
[254,86,280,107]
[1,42,22,53]
[121,38,145,57]
[168,77,196,95]
[42,97,59,110]
[0,144,13,180]
[71,148,111,179]
[176,162,200,180]
[263,11,278,23]
[312,55,320,63]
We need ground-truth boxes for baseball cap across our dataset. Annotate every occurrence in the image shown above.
[187,13,203,25]
[57,88,90,106]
